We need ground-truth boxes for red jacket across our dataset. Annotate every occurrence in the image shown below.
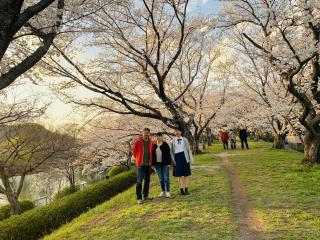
[132,136,154,167]
[220,132,229,142]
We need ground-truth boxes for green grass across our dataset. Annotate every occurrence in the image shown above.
[228,141,320,240]
[44,149,237,240]
[44,141,320,240]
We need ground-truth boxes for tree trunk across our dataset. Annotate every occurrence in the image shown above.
[0,171,22,215]
[180,123,192,142]
[67,176,72,185]
[179,123,196,154]
[66,169,75,186]
[303,131,320,163]
[273,133,286,149]
[194,138,201,154]
[0,0,23,60]
[6,191,21,215]
[206,128,212,146]
[127,141,132,167]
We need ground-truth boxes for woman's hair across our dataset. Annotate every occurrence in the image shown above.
[174,126,183,132]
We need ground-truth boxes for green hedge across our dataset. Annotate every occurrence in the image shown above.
[0,170,136,240]
[107,165,128,178]
[53,184,80,201]
[0,200,35,222]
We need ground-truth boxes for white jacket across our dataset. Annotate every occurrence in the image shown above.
[170,137,194,164]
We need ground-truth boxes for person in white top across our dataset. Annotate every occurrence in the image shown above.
[170,127,193,195]
[229,130,237,149]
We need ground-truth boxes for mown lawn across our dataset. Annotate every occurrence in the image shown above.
[44,146,237,240]
[228,141,320,240]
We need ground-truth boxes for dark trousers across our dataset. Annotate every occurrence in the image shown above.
[223,141,229,150]
[240,138,249,149]
[231,140,236,149]
[136,166,151,200]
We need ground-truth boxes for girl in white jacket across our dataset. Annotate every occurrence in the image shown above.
[171,127,193,195]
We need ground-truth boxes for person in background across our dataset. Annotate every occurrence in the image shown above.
[132,128,154,205]
[152,132,172,198]
[220,130,229,150]
[239,127,249,150]
[171,127,193,195]
[229,130,237,150]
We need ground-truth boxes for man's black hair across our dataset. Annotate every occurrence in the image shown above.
[143,127,151,132]
[156,132,163,136]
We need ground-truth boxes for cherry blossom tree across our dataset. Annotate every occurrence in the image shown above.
[52,124,84,186]
[186,57,228,153]
[0,123,72,215]
[42,0,221,144]
[221,0,320,163]
[224,32,302,148]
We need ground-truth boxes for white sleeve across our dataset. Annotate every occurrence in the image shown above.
[170,141,175,163]
[185,138,194,164]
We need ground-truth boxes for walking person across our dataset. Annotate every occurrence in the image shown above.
[239,127,249,150]
[220,130,229,150]
[229,130,237,150]
[171,127,193,195]
[152,132,172,198]
[132,128,154,204]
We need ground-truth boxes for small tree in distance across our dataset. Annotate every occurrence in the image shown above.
[0,123,73,215]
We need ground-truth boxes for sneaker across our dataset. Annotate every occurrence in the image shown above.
[159,192,165,197]
[184,190,190,195]
[137,200,143,205]
[165,192,171,198]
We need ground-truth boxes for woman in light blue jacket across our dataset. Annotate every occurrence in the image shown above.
[171,127,193,195]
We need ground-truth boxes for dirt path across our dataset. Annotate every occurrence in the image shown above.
[216,152,266,240]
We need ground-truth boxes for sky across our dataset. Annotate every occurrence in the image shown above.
[6,0,222,127]
[188,0,222,14]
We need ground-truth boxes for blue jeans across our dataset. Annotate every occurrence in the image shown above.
[136,166,151,200]
[156,165,170,192]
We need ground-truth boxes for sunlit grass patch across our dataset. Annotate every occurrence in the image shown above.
[229,141,320,240]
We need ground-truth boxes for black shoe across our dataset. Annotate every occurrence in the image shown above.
[184,190,190,195]
[180,188,185,195]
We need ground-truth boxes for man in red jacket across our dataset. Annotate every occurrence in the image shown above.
[132,128,154,204]
[220,130,229,150]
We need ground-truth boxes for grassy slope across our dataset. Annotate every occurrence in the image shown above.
[44,145,237,240]
[44,142,320,240]
[229,141,320,240]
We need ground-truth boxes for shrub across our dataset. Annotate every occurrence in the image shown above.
[53,184,80,201]
[107,165,128,178]
[0,200,35,222]
[0,170,136,240]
